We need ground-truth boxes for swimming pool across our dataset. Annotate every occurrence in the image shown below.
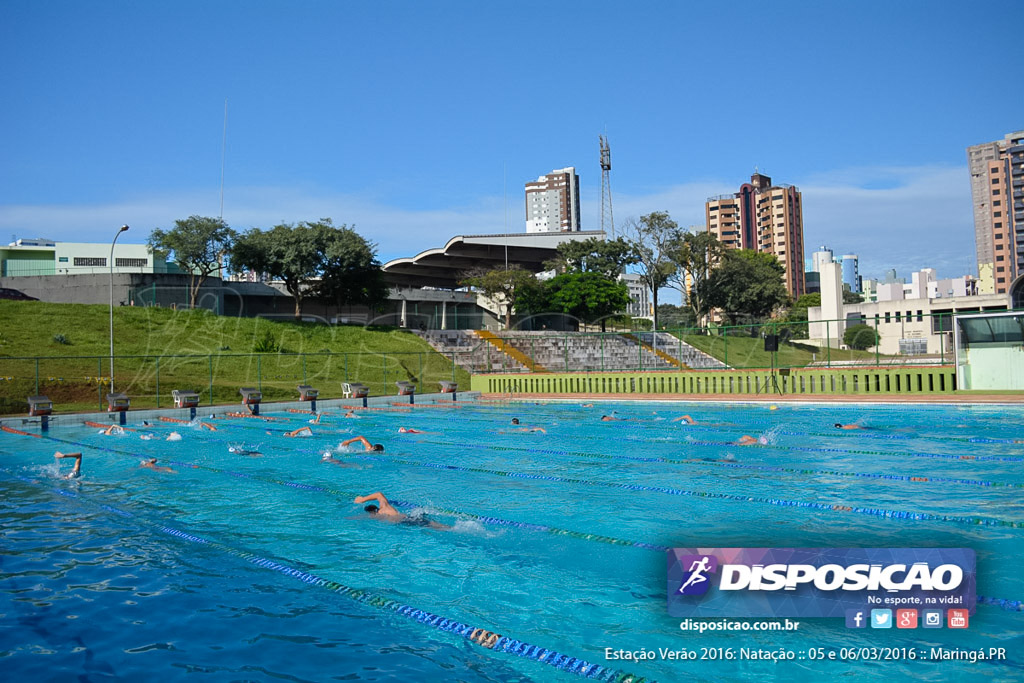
[1,400,1022,681]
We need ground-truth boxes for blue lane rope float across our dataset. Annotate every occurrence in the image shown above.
[5,470,650,683]
[2,444,1023,614]
[15,424,1024,533]
[416,439,1024,491]
[352,455,1024,530]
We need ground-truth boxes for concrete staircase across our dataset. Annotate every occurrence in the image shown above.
[482,331,678,372]
[415,330,530,374]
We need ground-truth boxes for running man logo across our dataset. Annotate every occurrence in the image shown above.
[676,555,718,595]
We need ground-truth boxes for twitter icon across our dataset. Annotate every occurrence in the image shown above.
[871,609,892,629]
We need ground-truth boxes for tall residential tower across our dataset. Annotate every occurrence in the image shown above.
[525,167,581,233]
[967,130,1024,294]
[705,172,806,296]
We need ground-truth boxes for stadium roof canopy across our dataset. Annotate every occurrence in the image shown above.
[381,230,606,288]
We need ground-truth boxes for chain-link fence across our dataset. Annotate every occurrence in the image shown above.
[459,311,964,374]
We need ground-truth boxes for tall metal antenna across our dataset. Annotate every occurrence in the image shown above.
[600,134,614,237]
[219,99,228,219]
[503,162,509,270]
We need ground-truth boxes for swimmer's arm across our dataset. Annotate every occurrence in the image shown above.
[342,436,372,450]
[56,452,82,476]
[354,492,391,510]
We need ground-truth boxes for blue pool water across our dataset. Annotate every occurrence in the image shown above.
[1,400,1023,681]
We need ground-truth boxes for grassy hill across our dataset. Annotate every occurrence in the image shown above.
[0,301,470,414]
[672,330,896,369]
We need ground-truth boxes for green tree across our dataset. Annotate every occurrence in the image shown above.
[621,211,681,330]
[843,290,864,304]
[461,267,539,329]
[149,215,236,309]
[545,272,631,331]
[666,230,725,327]
[231,219,387,319]
[779,292,821,339]
[656,303,696,329]
[706,249,790,326]
[543,237,638,278]
[844,323,879,350]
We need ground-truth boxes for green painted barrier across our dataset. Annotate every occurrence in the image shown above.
[471,366,958,397]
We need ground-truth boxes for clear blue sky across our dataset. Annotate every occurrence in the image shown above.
[2,1,1021,294]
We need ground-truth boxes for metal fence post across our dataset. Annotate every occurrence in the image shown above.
[383,354,387,388]
[418,353,423,383]
[724,331,728,368]
[826,321,831,368]
[874,317,880,366]
[35,358,40,396]
[344,353,349,382]
[208,355,214,405]
[451,352,456,382]
[257,355,262,393]
[564,333,569,372]
[302,354,307,384]
[156,356,160,408]
[96,358,102,410]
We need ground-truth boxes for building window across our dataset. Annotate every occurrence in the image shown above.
[998,277,1006,283]
[916,310,923,322]
[58,257,68,263]
[895,311,901,322]
[994,200,1002,206]
[997,255,1005,261]
[73,257,106,267]
[885,312,891,323]
[115,258,148,268]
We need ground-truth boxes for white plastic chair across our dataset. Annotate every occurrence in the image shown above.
[342,382,352,398]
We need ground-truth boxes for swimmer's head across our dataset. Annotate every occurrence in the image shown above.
[834,423,842,429]
[372,444,384,452]
[769,405,778,411]
[364,504,379,514]
[511,418,520,425]
[321,452,331,461]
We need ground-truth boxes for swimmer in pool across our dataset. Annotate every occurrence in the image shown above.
[601,415,626,422]
[354,492,450,530]
[834,423,865,430]
[343,410,359,419]
[505,426,546,433]
[735,435,762,445]
[54,451,82,479]
[228,444,262,456]
[341,436,384,452]
[398,427,426,434]
[672,415,696,425]
[139,458,175,473]
[99,424,124,435]
[285,426,313,437]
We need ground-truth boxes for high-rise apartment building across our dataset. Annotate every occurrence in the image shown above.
[705,172,805,296]
[967,130,1024,294]
[525,167,581,233]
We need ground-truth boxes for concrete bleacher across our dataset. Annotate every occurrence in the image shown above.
[419,329,728,374]
[416,330,530,374]
[485,331,678,372]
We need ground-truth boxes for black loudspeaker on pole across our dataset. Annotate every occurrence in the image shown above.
[764,334,779,352]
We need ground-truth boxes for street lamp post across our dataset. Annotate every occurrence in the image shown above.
[109,225,129,393]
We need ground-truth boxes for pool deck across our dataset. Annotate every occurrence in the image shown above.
[479,392,1024,404]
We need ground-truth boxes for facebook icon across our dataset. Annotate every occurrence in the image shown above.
[845,609,867,628]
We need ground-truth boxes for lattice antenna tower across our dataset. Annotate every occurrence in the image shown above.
[599,134,614,237]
